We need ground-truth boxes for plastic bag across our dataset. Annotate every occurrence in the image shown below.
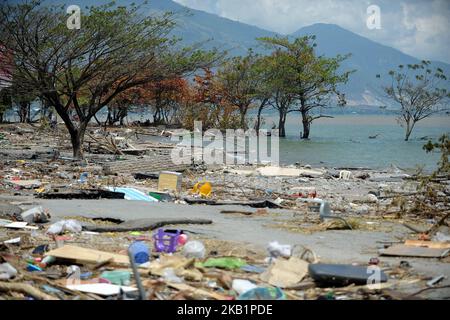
[47,219,82,235]
[267,241,292,258]
[21,206,50,223]
[0,263,18,280]
[182,240,205,259]
[162,268,183,283]
[232,279,257,295]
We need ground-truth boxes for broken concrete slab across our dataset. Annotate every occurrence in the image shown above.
[183,198,282,208]
[37,189,125,200]
[380,245,450,258]
[83,218,213,232]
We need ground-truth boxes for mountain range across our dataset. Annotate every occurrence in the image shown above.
[50,0,450,107]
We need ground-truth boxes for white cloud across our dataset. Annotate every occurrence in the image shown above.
[174,0,450,63]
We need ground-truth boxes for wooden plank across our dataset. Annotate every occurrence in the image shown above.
[381,244,450,258]
[45,245,130,266]
[167,283,230,300]
[404,240,450,249]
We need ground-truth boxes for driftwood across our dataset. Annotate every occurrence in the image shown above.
[0,281,59,300]
[427,212,450,236]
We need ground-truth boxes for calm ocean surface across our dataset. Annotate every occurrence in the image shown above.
[270,114,450,170]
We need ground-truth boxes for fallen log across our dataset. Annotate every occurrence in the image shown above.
[0,281,59,300]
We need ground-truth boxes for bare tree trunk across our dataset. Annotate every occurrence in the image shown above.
[68,123,87,159]
[301,110,311,139]
[0,112,3,123]
[278,111,286,137]
[18,102,30,123]
[404,120,415,141]
[255,103,264,133]
[240,111,247,130]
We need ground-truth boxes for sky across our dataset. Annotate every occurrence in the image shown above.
[173,0,450,64]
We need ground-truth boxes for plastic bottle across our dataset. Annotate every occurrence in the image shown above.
[129,241,150,264]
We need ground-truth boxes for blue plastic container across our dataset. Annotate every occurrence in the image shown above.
[129,241,149,264]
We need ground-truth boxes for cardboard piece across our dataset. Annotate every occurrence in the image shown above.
[167,282,229,300]
[259,257,308,288]
[381,244,450,258]
[45,245,130,266]
[158,171,182,193]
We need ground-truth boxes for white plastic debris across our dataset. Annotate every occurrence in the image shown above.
[0,262,18,280]
[267,241,292,258]
[47,219,82,235]
[3,237,21,244]
[21,206,50,223]
[232,279,257,295]
[182,240,206,259]
[433,232,450,242]
[366,194,378,203]
[162,268,183,283]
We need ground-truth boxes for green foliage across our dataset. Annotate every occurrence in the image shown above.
[423,134,450,175]
[256,36,353,137]
[378,61,450,141]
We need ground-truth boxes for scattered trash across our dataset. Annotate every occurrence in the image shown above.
[199,257,246,270]
[27,264,43,272]
[21,206,50,223]
[3,237,21,245]
[308,263,388,287]
[260,257,308,288]
[100,270,131,286]
[182,240,206,259]
[32,244,49,255]
[240,265,266,274]
[47,220,82,235]
[107,187,158,202]
[232,279,257,295]
[158,171,182,193]
[78,172,88,183]
[0,263,18,280]
[267,241,292,258]
[238,287,286,300]
[427,275,446,287]
[153,229,182,253]
[129,241,150,264]
[66,283,138,296]
[162,268,184,284]
[45,245,130,266]
[192,181,212,197]
[433,232,450,243]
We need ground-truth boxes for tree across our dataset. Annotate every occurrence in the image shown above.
[217,50,263,129]
[0,1,220,158]
[0,87,11,123]
[377,61,450,141]
[0,43,12,123]
[180,68,240,131]
[259,36,352,139]
[142,78,190,125]
[257,49,296,137]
